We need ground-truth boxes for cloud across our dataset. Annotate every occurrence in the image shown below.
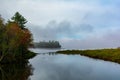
[29,20,94,41]
[0,0,120,49]
[1,0,120,26]
[29,20,120,49]
[60,28,120,49]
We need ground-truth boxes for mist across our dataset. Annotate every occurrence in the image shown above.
[28,20,120,49]
[1,0,120,49]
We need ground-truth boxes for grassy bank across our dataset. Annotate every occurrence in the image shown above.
[57,49,120,64]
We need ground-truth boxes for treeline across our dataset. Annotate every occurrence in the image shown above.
[0,12,36,63]
[34,41,61,48]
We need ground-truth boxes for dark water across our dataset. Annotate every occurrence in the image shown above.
[0,63,33,80]
[29,49,120,80]
[1,49,120,80]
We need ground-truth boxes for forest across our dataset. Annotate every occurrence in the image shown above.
[0,12,36,63]
[34,41,61,48]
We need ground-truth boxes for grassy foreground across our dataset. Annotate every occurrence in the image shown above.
[57,48,120,64]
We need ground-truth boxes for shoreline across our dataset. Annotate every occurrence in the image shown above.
[56,48,120,64]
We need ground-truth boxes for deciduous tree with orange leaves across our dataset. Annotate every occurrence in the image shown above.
[0,13,35,63]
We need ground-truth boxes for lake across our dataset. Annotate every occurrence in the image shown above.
[29,48,120,80]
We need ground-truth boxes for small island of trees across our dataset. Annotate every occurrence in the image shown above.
[34,41,61,48]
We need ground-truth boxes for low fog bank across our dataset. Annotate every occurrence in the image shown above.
[28,21,120,50]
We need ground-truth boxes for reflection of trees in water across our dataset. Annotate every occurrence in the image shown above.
[40,52,57,55]
[0,63,33,80]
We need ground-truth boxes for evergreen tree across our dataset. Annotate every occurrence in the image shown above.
[11,12,27,29]
[0,14,35,63]
[34,40,61,48]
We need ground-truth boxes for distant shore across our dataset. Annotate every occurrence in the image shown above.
[56,48,120,64]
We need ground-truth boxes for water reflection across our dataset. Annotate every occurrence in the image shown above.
[30,53,120,80]
[0,63,33,80]
[39,52,57,55]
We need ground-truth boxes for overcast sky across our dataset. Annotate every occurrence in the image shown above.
[0,0,120,49]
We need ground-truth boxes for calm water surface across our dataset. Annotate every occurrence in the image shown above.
[29,48,120,80]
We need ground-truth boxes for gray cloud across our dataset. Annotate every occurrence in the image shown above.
[1,0,120,49]
[1,0,120,26]
[28,20,94,42]
[60,29,120,49]
[28,20,120,49]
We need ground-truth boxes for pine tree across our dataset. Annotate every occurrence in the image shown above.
[11,12,27,29]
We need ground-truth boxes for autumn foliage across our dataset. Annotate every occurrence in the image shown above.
[0,13,35,63]
[6,22,32,48]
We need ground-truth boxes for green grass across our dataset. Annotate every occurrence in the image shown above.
[57,48,120,64]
